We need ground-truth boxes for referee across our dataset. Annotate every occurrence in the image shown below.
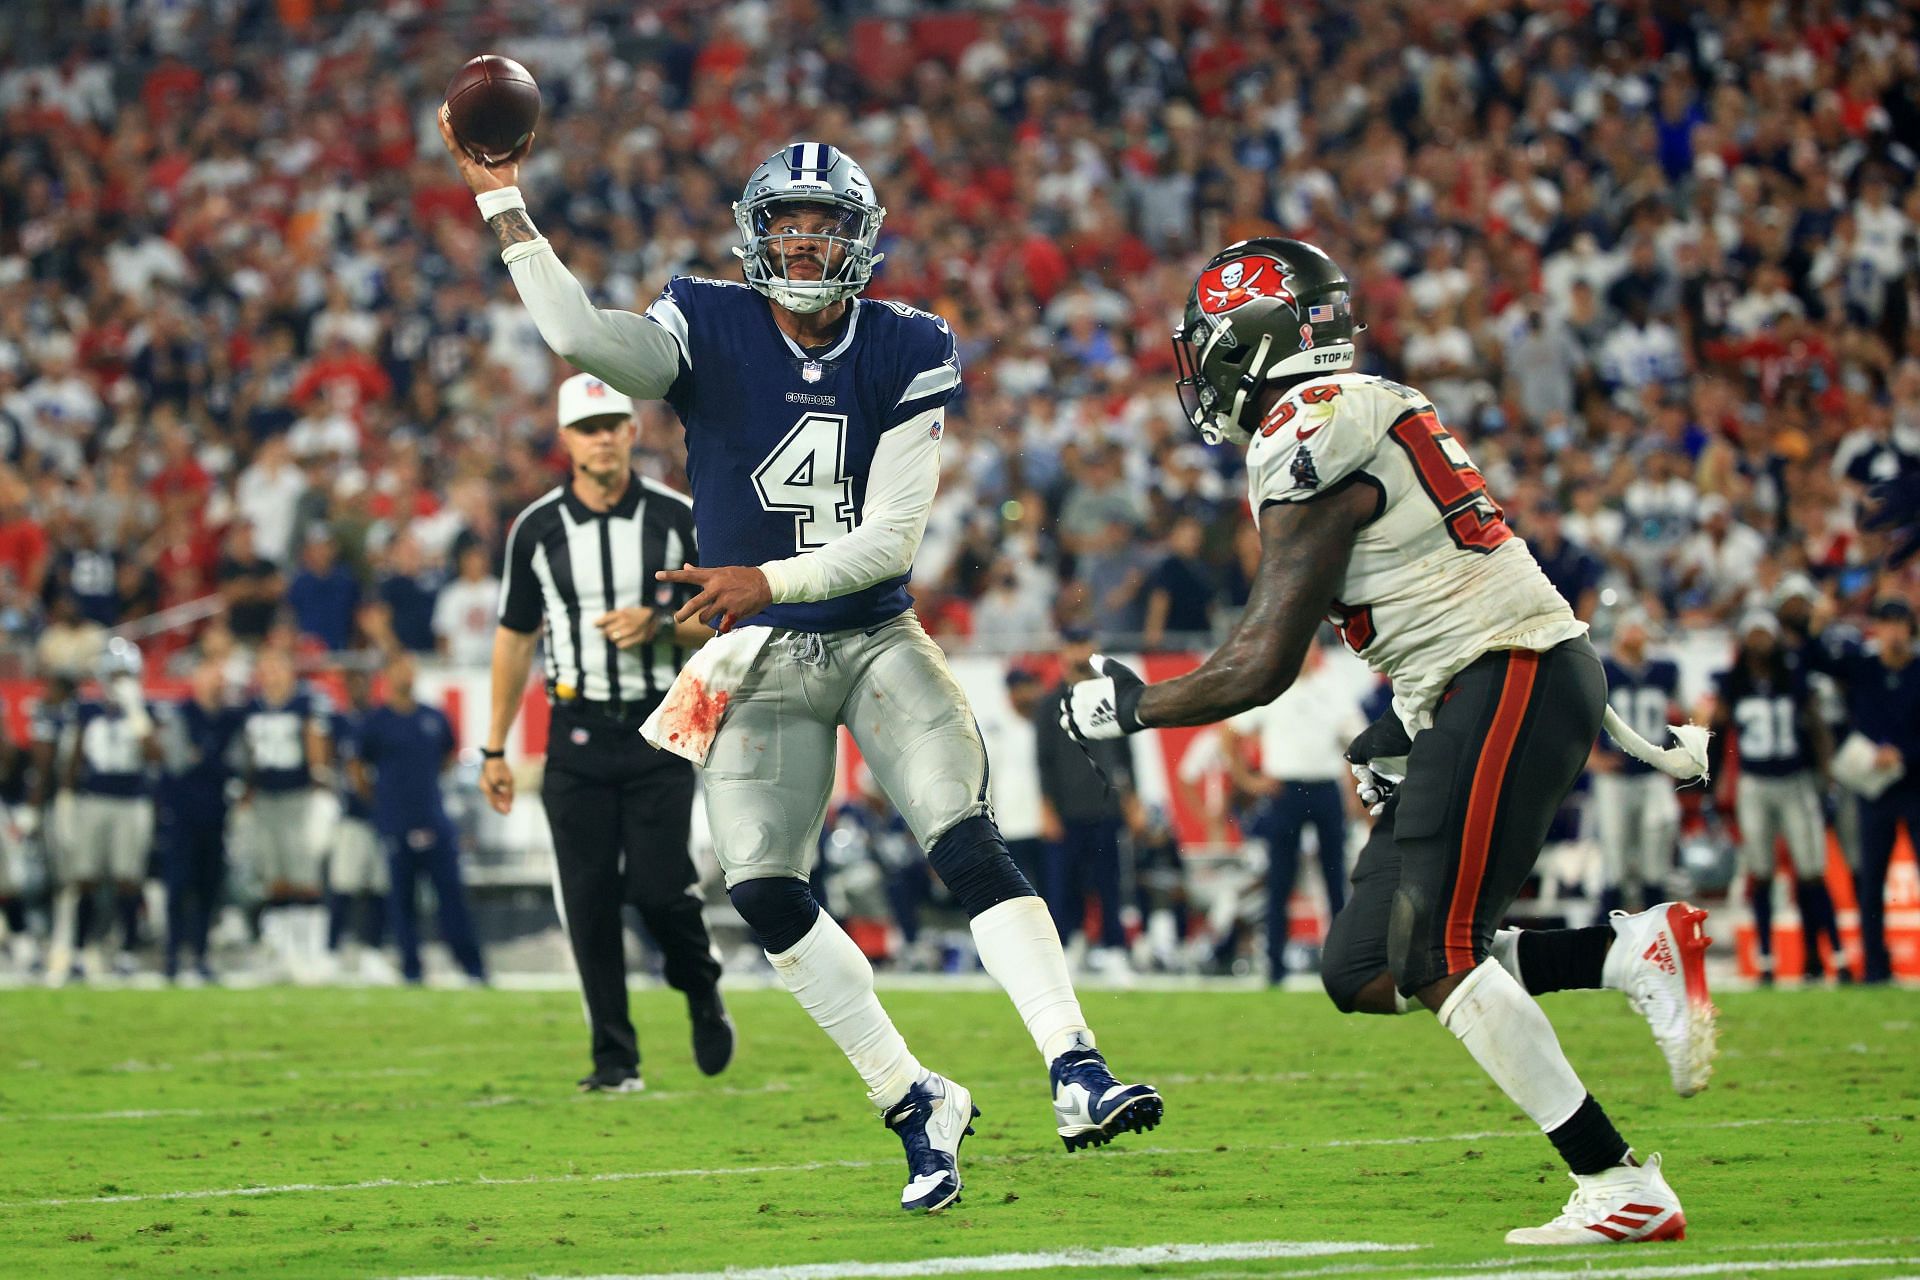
[483,372,733,1092]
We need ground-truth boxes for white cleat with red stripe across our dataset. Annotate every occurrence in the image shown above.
[1605,901,1719,1097]
[1506,1153,1686,1245]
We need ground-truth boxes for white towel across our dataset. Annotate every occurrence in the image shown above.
[641,626,773,765]
[1832,732,1906,800]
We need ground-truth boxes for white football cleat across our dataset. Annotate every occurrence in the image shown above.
[1606,901,1718,1097]
[1506,1153,1686,1245]
[883,1074,978,1213]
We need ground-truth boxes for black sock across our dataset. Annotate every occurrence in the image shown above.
[1750,877,1774,966]
[74,891,96,949]
[328,894,350,951]
[1546,1093,1631,1174]
[1516,927,1613,994]
[1796,878,1837,974]
[1,897,23,934]
[118,891,142,950]
[1598,885,1624,917]
[359,893,386,949]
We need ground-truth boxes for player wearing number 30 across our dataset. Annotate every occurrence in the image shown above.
[1060,239,1713,1245]
[448,125,1158,1214]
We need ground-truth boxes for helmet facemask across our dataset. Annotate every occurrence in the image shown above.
[733,193,884,315]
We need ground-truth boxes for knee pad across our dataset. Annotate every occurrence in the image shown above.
[925,815,1035,918]
[727,876,820,955]
[1386,883,1442,997]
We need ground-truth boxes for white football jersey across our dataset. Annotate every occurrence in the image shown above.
[1244,372,1586,733]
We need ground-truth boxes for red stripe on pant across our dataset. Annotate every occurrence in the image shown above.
[1444,649,1539,972]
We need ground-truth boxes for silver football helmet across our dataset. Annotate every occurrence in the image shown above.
[733,143,886,314]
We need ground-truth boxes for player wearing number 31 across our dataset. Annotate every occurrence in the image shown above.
[441,112,1159,1212]
[1060,239,1717,1246]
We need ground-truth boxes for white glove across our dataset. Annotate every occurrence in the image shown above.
[13,807,38,839]
[110,675,152,737]
[1058,654,1148,743]
[1348,761,1403,817]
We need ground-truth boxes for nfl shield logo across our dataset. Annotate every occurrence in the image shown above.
[570,727,590,745]
[801,360,824,383]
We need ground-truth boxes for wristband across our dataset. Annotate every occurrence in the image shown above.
[475,186,527,220]
[479,748,505,760]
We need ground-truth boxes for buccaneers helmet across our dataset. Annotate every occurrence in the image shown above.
[1172,238,1359,446]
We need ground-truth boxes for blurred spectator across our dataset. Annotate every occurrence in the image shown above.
[375,533,441,654]
[1033,627,1137,974]
[35,593,104,677]
[287,529,360,652]
[1141,515,1216,648]
[234,434,308,567]
[1525,502,1603,622]
[432,542,499,668]
[216,523,283,646]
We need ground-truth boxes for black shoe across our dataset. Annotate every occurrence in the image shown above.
[578,1065,645,1093]
[689,988,735,1076]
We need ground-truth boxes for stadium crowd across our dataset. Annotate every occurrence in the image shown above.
[2,0,1920,982]
[0,0,1917,673]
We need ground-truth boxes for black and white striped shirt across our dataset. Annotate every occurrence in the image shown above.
[498,474,697,707]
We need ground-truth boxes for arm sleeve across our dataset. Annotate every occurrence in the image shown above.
[501,238,686,401]
[496,506,544,634]
[757,405,943,604]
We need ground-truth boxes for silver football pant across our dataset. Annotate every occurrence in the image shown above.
[1735,772,1825,879]
[702,612,989,887]
[62,796,153,885]
[1590,771,1679,890]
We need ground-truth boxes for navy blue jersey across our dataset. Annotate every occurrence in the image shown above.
[355,704,454,834]
[1715,666,1815,777]
[157,701,245,821]
[647,277,960,632]
[328,707,376,822]
[241,690,330,794]
[71,700,154,798]
[1602,657,1681,777]
[1808,637,1920,781]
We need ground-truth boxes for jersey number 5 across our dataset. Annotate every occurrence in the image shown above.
[754,412,857,551]
[1388,411,1512,553]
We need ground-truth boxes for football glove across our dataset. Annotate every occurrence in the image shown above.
[1345,709,1412,817]
[1059,654,1147,742]
[1863,472,1920,566]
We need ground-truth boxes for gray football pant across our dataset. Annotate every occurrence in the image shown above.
[703,613,990,887]
[1735,772,1825,878]
[1590,771,1679,890]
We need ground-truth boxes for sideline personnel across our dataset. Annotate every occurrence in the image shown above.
[484,373,732,1092]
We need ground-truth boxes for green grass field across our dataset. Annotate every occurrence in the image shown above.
[1,983,1916,1280]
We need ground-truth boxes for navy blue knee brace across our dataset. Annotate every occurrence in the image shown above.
[728,876,821,955]
[926,815,1036,918]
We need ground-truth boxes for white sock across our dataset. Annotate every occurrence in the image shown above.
[1489,928,1524,985]
[971,897,1094,1064]
[1437,957,1588,1132]
[768,912,923,1110]
[1391,987,1414,1014]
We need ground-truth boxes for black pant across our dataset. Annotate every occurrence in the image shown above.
[1857,786,1920,982]
[543,702,721,1072]
[1251,780,1349,977]
[1323,638,1605,998]
[1044,817,1126,949]
[160,813,225,972]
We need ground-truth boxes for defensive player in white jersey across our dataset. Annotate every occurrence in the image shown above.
[1061,239,1712,1245]
[440,116,1159,1214]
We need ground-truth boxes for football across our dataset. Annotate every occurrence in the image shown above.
[445,54,540,163]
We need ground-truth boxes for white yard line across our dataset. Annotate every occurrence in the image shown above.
[1184,1240,1920,1280]
[388,1240,1420,1280]
[1389,1259,1920,1280]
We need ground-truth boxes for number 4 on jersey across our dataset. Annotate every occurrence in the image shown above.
[754,412,856,550]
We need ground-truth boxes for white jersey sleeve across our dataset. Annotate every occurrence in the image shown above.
[1242,373,1586,734]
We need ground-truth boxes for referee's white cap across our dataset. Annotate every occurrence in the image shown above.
[557,373,635,428]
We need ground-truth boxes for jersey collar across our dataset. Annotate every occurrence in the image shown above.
[767,297,862,365]
[564,471,643,522]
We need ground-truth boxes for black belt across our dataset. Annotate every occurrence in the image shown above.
[550,695,664,726]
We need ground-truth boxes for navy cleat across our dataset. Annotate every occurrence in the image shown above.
[883,1074,977,1213]
[1050,1047,1163,1152]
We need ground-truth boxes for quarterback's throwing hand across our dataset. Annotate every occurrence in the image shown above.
[657,565,772,634]
[1059,654,1148,743]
